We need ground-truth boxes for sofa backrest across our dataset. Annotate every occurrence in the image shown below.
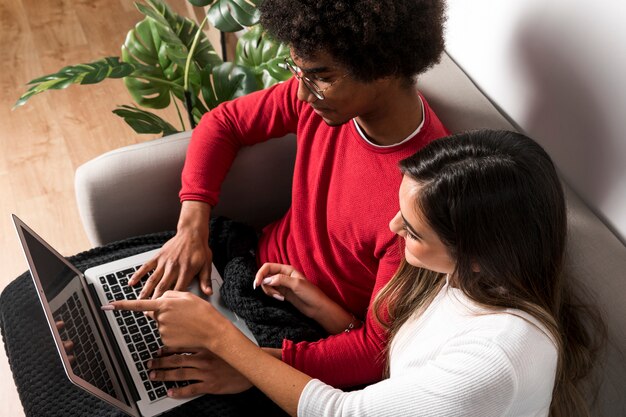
[75,131,296,244]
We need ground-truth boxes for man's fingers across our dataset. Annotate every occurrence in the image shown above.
[152,271,175,300]
[139,265,164,299]
[197,262,212,296]
[105,299,161,312]
[173,270,189,292]
[171,270,193,295]
[130,259,156,286]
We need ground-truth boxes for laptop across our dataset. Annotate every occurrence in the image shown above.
[12,214,257,417]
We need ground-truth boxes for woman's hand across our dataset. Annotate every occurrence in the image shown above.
[148,347,253,397]
[108,290,311,417]
[108,291,229,351]
[253,263,357,334]
[253,263,330,319]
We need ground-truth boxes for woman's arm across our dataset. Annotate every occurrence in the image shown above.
[109,291,311,416]
[108,292,541,417]
[213,322,312,416]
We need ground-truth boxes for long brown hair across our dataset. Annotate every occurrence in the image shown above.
[373,130,605,417]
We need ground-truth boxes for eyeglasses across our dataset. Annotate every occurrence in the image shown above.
[283,57,347,101]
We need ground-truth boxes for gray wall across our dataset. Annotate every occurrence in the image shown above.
[445,0,626,243]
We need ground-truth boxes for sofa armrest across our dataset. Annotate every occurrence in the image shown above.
[75,131,296,246]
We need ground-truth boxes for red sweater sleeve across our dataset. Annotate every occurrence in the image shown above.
[179,79,300,205]
[281,243,401,388]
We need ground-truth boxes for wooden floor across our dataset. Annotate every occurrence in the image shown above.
[0,0,202,414]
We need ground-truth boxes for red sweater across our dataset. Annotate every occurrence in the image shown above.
[180,78,448,387]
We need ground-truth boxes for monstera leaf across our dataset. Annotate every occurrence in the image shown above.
[136,0,221,70]
[200,62,260,109]
[122,0,221,109]
[13,57,134,109]
[235,25,291,88]
[112,105,179,135]
[206,0,262,32]
[15,0,290,137]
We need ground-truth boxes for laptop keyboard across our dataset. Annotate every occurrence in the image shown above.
[55,294,116,398]
[100,266,189,402]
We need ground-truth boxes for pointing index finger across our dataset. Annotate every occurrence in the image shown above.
[102,299,161,312]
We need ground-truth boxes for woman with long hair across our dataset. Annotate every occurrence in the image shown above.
[109,130,603,416]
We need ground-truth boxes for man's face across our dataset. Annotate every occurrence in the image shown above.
[290,50,386,126]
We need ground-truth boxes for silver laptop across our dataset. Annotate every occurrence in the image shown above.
[12,214,257,417]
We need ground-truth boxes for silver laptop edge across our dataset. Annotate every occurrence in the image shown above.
[12,214,141,417]
[12,214,258,416]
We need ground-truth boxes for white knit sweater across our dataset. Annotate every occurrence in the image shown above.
[298,282,558,416]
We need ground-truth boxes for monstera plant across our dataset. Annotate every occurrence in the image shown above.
[14,0,290,136]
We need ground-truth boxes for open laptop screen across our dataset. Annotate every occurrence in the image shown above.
[16,219,130,409]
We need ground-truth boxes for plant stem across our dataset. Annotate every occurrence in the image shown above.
[185,16,209,91]
[172,92,186,131]
[184,90,196,129]
[182,16,208,129]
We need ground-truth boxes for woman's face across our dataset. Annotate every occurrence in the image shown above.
[389,176,456,274]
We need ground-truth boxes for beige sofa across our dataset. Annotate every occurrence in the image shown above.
[75,52,626,416]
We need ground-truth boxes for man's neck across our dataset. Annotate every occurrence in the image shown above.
[355,84,424,147]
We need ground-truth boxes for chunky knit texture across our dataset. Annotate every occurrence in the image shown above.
[211,216,326,347]
[0,231,291,417]
[221,256,326,347]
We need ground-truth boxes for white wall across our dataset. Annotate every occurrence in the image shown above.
[445,0,626,243]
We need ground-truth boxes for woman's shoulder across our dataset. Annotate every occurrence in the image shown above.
[444,289,558,362]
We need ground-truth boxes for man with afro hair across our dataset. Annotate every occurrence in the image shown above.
[130,0,449,394]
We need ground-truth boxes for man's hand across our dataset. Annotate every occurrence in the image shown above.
[128,201,213,299]
[148,347,252,397]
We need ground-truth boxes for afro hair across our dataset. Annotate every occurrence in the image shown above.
[259,0,447,82]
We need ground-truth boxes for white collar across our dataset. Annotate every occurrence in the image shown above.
[352,95,425,148]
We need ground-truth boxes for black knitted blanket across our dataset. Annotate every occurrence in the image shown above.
[211,217,326,347]
[0,227,324,417]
